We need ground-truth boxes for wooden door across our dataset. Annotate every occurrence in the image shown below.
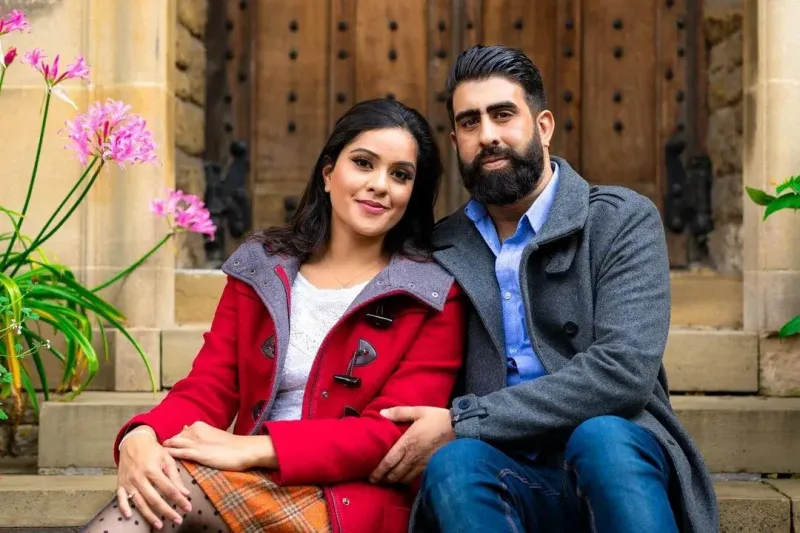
[240,0,699,267]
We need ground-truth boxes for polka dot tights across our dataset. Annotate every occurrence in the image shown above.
[80,464,230,533]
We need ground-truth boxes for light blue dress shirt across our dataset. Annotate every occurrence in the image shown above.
[465,162,560,387]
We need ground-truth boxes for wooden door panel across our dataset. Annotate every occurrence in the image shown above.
[428,0,456,218]
[480,0,558,105]
[251,0,329,230]
[329,0,357,130]
[354,0,428,111]
[657,0,689,266]
[245,0,691,265]
[581,0,657,192]
[553,0,583,167]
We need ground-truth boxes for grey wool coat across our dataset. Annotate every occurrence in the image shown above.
[429,156,718,533]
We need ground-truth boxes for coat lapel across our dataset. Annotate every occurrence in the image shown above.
[432,212,506,360]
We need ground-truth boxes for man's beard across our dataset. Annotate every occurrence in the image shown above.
[457,132,545,206]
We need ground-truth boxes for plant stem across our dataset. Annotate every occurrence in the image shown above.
[1,91,52,270]
[0,67,6,94]
[10,161,105,277]
[91,233,174,292]
[32,157,98,245]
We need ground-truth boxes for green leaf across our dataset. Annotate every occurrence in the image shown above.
[779,314,800,338]
[97,317,109,362]
[21,330,49,402]
[0,206,23,219]
[0,409,7,420]
[25,304,98,390]
[22,265,125,321]
[2,372,12,383]
[0,273,22,322]
[764,193,800,219]
[20,365,39,414]
[776,175,800,195]
[99,314,157,394]
[21,327,64,364]
[746,187,777,206]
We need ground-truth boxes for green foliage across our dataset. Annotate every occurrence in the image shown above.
[747,175,800,338]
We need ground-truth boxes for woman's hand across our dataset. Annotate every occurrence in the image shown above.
[117,426,193,530]
[164,421,278,471]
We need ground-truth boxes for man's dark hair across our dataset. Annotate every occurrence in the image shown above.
[445,45,547,127]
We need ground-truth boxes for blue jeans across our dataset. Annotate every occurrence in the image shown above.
[417,416,679,533]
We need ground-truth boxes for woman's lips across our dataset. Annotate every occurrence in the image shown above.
[356,200,388,215]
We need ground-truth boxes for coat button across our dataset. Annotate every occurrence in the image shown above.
[321,391,328,399]
[342,498,350,506]
[563,321,579,337]
[261,336,275,359]
[457,399,471,410]
[252,399,267,421]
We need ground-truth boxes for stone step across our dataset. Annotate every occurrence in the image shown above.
[161,326,759,392]
[174,269,744,328]
[0,476,796,531]
[38,393,800,474]
[0,475,115,529]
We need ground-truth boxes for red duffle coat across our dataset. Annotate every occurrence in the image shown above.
[114,241,467,533]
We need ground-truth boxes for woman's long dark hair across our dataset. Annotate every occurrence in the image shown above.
[251,98,443,260]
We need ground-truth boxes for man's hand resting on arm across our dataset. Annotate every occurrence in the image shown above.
[369,406,455,485]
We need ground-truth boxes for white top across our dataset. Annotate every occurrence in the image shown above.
[267,273,367,421]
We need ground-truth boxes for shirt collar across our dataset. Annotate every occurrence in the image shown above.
[465,161,560,235]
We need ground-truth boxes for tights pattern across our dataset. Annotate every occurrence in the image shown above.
[81,464,230,533]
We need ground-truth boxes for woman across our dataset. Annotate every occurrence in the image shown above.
[81,98,466,533]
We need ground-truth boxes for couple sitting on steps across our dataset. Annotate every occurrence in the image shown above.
[81,45,718,533]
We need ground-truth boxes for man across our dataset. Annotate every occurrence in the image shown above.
[369,45,718,532]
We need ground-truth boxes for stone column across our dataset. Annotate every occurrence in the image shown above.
[84,0,177,391]
[1,0,176,391]
[742,0,800,396]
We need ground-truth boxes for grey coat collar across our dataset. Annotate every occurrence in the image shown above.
[430,156,590,358]
[222,240,455,315]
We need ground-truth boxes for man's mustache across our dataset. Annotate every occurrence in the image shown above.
[475,145,510,162]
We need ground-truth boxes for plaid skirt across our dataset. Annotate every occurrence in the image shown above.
[182,460,332,533]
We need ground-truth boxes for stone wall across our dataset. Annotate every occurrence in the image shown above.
[175,0,208,268]
[705,0,744,275]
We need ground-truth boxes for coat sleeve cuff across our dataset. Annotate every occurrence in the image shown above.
[449,394,486,440]
[263,421,318,485]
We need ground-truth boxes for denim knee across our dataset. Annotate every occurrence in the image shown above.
[421,439,497,494]
[565,416,638,474]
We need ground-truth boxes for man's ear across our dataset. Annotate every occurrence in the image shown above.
[450,131,457,151]
[537,110,556,149]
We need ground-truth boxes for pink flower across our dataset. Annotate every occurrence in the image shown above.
[61,98,159,167]
[151,189,217,239]
[23,48,91,107]
[0,10,29,35]
[2,46,16,68]
[24,49,91,85]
